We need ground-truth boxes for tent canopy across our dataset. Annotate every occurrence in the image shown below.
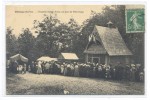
[58,53,79,60]
[37,56,57,62]
[10,54,28,63]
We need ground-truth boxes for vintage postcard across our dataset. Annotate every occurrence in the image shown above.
[6,4,145,95]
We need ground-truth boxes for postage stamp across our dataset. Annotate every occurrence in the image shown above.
[126,9,145,33]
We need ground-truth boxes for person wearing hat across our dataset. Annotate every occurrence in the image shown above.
[125,64,131,81]
[74,63,79,77]
[110,65,116,80]
[95,63,99,78]
[105,64,111,79]
[37,61,42,75]
[63,63,68,76]
[44,62,51,74]
[98,64,102,78]
[101,64,106,79]
[135,64,141,82]
[86,63,90,77]
[130,64,136,81]
[70,63,75,76]
[60,63,65,75]
[22,63,27,74]
[13,60,19,73]
[66,63,72,76]
[139,69,144,82]
[30,61,35,73]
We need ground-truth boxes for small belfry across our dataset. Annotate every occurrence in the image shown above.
[107,20,113,28]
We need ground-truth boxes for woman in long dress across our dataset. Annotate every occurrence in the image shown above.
[63,63,68,76]
[37,61,42,74]
[23,63,27,74]
[18,65,23,74]
[70,64,75,76]
[98,64,102,78]
[67,63,71,76]
[60,64,64,75]
[74,64,79,77]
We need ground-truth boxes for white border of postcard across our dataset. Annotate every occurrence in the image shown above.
[0,0,150,100]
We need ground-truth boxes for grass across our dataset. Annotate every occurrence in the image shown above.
[6,72,144,95]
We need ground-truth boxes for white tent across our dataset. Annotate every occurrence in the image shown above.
[10,54,28,62]
[37,56,57,62]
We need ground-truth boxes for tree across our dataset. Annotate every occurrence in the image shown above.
[33,14,61,57]
[6,27,19,58]
[18,28,35,61]
[33,15,81,57]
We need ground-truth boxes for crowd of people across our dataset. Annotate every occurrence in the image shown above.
[9,60,144,82]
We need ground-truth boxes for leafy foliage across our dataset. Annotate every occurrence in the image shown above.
[6,27,19,58]
[33,15,81,58]
[18,28,35,61]
[6,6,144,64]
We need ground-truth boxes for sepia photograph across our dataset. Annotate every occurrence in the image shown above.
[6,5,145,95]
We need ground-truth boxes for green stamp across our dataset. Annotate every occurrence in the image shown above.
[126,9,145,33]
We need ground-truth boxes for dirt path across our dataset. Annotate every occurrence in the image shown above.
[6,73,144,95]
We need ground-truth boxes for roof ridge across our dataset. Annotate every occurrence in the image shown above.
[95,25,118,30]
[95,25,132,56]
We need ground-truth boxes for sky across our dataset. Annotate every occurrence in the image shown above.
[6,5,106,37]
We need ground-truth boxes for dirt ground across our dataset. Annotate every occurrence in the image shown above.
[6,72,144,95]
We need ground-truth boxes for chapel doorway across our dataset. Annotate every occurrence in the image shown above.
[93,57,100,64]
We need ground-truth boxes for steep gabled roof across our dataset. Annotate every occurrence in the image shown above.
[95,25,132,56]
[84,42,107,54]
